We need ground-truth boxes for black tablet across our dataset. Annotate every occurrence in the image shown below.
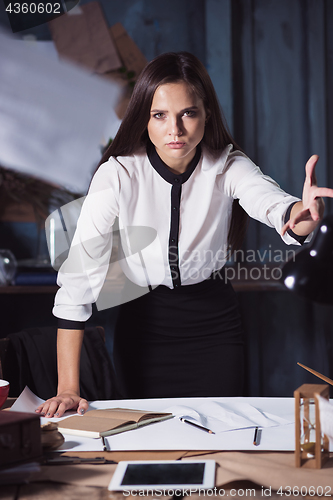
[108,460,216,491]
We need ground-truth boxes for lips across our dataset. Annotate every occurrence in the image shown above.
[167,142,186,149]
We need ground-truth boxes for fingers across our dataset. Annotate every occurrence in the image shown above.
[305,155,319,186]
[35,395,88,418]
[315,187,333,199]
[281,198,325,236]
[35,396,74,418]
[280,219,296,236]
[291,209,311,227]
[45,399,69,418]
[308,196,325,221]
[77,399,89,416]
[281,217,301,236]
[281,209,311,236]
[280,221,289,236]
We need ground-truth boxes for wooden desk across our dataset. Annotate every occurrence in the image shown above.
[0,480,264,500]
[2,482,111,500]
[0,479,288,500]
[2,450,333,500]
[1,400,332,500]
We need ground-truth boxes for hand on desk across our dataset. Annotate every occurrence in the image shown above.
[35,391,89,418]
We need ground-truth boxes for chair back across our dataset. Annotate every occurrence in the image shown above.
[1,326,122,400]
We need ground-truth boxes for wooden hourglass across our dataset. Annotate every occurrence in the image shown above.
[294,384,329,468]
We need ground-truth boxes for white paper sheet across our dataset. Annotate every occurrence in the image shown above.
[10,386,78,426]
[0,31,121,194]
[165,400,292,433]
[87,397,297,452]
[10,387,303,451]
[10,385,45,413]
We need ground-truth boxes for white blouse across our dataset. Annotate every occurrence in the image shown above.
[53,144,304,325]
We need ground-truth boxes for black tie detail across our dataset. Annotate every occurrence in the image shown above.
[147,142,202,288]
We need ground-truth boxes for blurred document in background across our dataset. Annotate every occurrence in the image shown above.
[48,1,122,74]
[0,31,121,194]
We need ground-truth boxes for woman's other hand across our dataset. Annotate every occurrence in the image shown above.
[35,391,89,418]
[281,155,333,236]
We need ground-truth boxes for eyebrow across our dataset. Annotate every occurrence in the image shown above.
[150,106,199,113]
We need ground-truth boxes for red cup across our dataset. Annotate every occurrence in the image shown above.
[0,379,10,409]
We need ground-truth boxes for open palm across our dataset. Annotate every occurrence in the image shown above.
[281,155,333,235]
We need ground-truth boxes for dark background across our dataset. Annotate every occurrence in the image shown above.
[0,0,332,397]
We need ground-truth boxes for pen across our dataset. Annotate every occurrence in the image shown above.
[101,435,109,451]
[43,456,116,465]
[253,426,260,446]
[180,418,215,434]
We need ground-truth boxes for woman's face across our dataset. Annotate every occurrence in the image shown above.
[147,82,207,173]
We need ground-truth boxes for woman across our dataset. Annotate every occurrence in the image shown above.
[36,52,333,417]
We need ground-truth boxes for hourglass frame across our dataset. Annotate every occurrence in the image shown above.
[294,384,329,468]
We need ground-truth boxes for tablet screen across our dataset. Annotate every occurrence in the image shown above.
[121,462,205,485]
[108,460,216,491]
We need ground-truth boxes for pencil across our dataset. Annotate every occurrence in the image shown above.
[253,427,259,446]
[180,418,215,434]
[297,362,333,387]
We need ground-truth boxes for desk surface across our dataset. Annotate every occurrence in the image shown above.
[3,482,111,500]
[55,397,297,452]
[11,391,297,452]
[3,402,333,499]
[4,394,333,498]
[2,450,333,500]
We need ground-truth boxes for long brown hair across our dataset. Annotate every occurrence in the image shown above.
[98,51,248,252]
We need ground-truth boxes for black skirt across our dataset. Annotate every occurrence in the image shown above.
[113,269,244,399]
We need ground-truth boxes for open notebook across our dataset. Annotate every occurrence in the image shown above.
[58,408,173,438]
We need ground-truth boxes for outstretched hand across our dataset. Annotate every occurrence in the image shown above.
[281,155,333,236]
[35,391,89,418]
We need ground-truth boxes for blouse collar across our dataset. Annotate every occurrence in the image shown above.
[147,142,202,185]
